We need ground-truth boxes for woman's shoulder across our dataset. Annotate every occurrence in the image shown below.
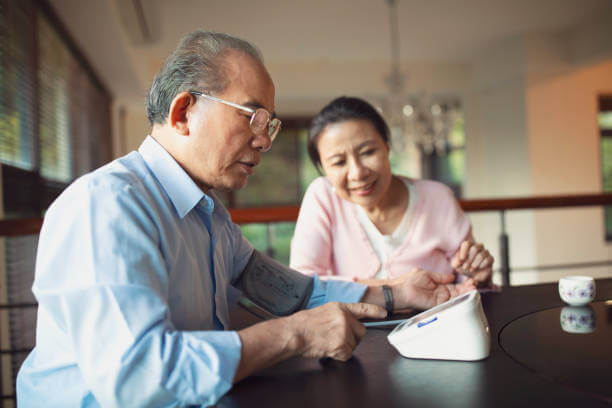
[303,176,335,199]
[406,178,460,214]
[411,178,455,198]
[301,176,349,217]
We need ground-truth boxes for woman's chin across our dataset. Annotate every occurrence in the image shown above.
[349,191,381,208]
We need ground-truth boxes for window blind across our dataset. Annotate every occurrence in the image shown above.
[0,0,112,216]
[4,235,38,390]
[0,0,37,172]
[37,12,72,182]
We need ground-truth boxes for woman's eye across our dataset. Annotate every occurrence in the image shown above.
[361,149,376,156]
[331,160,345,167]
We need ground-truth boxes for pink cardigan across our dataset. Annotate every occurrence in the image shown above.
[290,177,471,280]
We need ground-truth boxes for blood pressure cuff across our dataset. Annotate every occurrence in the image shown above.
[234,250,314,316]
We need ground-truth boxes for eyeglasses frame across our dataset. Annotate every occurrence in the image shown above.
[189,91,281,144]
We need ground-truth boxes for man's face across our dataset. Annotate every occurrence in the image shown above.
[184,50,276,192]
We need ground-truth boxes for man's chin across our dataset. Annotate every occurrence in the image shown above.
[213,176,249,192]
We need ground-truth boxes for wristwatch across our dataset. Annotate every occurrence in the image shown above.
[382,285,394,313]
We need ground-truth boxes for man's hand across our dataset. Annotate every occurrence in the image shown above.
[286,302,387,361]
[390,268,475,310]
[451,240,494,286]
[235,302,386,382]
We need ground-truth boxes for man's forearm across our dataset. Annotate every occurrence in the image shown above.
[234,317,300,383]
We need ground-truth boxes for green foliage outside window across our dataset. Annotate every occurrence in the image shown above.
[0,112,22,164]
[241,222,296,265]
[238,124,319,265]
[599,112,612,129]
[600,110,612,240]
[436,113,466,196]
[298,128,321,196]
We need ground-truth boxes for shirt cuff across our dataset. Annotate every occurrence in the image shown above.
[306,275,367,309]
[172,330,242,405]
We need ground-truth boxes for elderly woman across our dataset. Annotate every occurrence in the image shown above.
[290,96,493,287]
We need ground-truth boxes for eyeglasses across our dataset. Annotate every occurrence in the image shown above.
[189,91,282,149]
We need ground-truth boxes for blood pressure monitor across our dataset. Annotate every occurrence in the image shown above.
[387,290,490,361]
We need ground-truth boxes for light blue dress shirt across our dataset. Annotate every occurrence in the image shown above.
[16,136,366,407]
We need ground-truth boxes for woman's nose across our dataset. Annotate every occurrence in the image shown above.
[348,160,368,180]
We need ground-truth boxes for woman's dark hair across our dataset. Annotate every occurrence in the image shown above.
[307,96,390,170]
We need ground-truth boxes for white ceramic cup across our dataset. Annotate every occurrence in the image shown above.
[560,305,596,334]
[558,275,595,306]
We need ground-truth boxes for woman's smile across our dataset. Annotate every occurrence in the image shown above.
[348,180,376,196]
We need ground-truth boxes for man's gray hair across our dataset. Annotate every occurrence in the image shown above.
[145,30,263,125]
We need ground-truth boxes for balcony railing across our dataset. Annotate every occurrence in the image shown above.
[1,192,612,284]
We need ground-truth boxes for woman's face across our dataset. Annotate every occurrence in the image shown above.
[317,119,392,209]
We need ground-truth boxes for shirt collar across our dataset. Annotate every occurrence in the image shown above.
[139,135,214,218]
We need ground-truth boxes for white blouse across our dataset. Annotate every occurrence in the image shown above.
[355,178,417,278]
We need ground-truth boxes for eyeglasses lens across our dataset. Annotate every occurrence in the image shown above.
[250,110,269,133]
[268,118,281,141]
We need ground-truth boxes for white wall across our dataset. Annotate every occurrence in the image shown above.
[464,29,612,284]
[111,101,152,158]
[526,59,612,281]
[465,34,537,284]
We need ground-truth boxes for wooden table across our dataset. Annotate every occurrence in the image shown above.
[220,278,612,408]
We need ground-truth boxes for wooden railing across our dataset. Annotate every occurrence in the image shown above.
[224,193,612,285]
[1,192,612,286]
[228,193,612,224]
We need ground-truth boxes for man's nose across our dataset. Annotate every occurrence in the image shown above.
[252,131,272,152]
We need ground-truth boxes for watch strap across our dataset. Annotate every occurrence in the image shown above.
[382,285,394,313]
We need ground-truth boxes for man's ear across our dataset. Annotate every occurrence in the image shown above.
[168,92,195,135]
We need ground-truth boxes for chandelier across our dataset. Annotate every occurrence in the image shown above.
[379,0,459,155]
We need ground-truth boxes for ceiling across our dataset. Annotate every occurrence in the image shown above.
[49,0,612,105]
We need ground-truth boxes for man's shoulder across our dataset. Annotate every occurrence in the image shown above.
[89,152,151,193]
[51,151,156,211]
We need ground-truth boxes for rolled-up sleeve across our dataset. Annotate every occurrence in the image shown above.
[306,275,367,309]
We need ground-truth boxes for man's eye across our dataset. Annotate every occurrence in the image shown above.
[331,161,345,167]
[361,149,376,156]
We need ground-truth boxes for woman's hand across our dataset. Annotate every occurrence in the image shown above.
[388,268,475,310]
[451,240,494,287]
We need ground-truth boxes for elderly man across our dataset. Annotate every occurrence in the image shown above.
[17,31,473,407]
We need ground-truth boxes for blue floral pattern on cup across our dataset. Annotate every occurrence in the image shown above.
[560,306,596,334]
[558,276,595,306]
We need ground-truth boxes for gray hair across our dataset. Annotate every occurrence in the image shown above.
[145,30,263,125]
